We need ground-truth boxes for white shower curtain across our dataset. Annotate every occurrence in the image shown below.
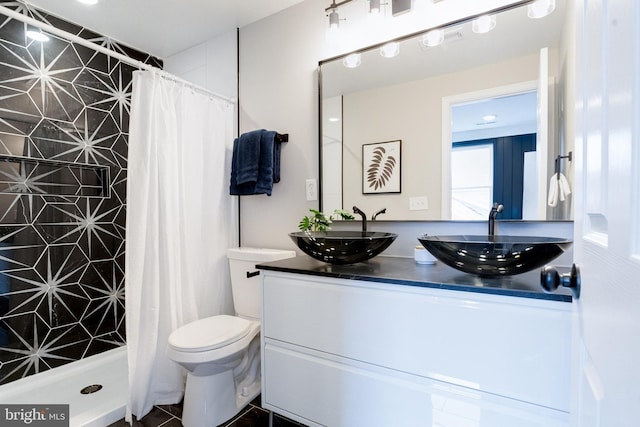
[125,70,236,421]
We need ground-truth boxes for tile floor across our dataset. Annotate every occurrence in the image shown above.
[107,396,307,427]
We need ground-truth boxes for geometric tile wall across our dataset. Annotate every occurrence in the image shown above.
[0,1,162,385]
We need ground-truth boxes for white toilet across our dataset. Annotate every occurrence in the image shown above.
[167,247,296,427]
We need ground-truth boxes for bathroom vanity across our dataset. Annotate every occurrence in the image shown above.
[257,256,572,427]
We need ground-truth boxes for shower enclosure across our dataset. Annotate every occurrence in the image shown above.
[0,1,161,385]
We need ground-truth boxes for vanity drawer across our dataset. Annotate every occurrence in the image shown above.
[263,341,569,427]
[262,272,571,411]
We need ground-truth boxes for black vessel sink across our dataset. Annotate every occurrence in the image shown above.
[289,231,397,265]
[418,235,572,276]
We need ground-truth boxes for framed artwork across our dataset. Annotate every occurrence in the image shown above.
[362,140,401,194]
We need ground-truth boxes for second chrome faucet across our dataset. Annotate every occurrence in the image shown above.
[488,202,504,236]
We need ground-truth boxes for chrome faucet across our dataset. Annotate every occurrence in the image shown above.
[372,208,386,220]
[488,202,504,236]
[353,206,367,234]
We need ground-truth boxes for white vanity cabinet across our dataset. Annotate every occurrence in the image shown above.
[260,270,571,427]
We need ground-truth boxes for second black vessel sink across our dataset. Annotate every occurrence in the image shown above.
[418,235,572,276]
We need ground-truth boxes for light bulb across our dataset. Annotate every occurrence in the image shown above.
[528,0,556,19]
[328,10,339,30]
[343,53,362,68]
[472,14,496,34]
[380,42,400,58]
[421,29,444,47]
[326,9,340,44]
[370,0,381,15]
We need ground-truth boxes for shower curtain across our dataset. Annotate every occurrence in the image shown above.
[125,70,236,421]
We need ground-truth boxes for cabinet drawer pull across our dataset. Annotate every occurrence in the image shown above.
[247,270,260,278]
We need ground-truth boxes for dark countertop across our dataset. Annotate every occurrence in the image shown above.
[256,255,573,303]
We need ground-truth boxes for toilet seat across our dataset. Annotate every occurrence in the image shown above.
[168,315,252,353]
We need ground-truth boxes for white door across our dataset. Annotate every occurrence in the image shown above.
[572,0,640,426]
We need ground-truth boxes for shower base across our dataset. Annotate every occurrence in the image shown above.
[0,346,128,427]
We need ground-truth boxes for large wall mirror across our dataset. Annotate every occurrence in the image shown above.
[320,0,574,221]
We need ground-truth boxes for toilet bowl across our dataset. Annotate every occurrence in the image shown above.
[167,247,296,427]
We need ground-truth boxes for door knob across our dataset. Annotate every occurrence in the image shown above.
[540,264,581,299]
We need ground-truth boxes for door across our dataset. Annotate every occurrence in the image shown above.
[572,0,640,426]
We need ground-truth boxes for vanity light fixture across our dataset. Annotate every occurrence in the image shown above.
[380,42,400,58]
[472,14,496,34]
[325,4,341,43]
[325,0,353,33]
[328,8,340,30]
[325,0,414,38]
[343,53,362,68]
[26,30,49,42]
[527,0,556,19]
[421,29,445,47]
[391,0,411,16]
[369,0,381,15]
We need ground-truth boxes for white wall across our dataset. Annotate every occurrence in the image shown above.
[164,30,238,100]
[168,0,574,258]
[237,1,326,250]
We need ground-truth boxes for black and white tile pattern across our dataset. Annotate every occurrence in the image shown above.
[0,0,162,385]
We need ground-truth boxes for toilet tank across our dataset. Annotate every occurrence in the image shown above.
[227,247,296,320]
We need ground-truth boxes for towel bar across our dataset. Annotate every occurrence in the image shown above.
[554,152,572,179]
[275,133,288,143]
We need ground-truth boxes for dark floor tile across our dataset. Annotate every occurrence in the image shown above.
[106,406,173,427]
[273,413,308,427]
[107,417,145,427]
[107,395,307,427]
[158,417,183,427]
[223,407,270,427]
[249,395,262,408]
[137,406,174,427]
[157,402,183,419]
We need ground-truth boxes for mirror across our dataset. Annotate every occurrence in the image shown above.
[320,0,574,221]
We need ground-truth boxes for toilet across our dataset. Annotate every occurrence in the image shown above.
[167,247,296,427]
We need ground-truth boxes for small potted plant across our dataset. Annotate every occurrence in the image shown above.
[298,208,355,232]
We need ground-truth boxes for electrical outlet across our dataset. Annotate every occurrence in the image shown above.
[409,196,429,211]
[306,179,317,201]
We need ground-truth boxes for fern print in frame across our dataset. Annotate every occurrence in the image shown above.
[362,140,401,194]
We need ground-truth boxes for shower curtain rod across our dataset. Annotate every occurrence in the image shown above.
[0,5,236,104]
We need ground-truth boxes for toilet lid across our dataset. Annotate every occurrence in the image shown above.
[168,315,253,352]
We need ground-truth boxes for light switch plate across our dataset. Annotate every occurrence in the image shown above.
[409,196,429,211]
[306,179,317,201]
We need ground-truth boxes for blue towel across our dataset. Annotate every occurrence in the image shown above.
[230,130,282,196]
[254,130,276,194]
[235,130,263,185]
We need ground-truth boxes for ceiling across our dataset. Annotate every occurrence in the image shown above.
[24,0,304,58]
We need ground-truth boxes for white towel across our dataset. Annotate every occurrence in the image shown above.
[547,172,572,207]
